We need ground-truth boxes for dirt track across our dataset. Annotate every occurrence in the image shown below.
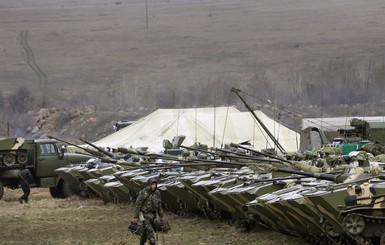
[0,188,304,245]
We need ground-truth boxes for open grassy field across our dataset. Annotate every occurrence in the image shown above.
[1,0,385,108]
[0,188,305,244]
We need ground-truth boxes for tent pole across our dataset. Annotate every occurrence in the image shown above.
[195,107,197,144]
[213,106,216,148]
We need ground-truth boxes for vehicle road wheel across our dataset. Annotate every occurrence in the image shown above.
[0,180,4,200]
[49,186,60,198]
[77,180,89,199]
[61,180,74,198]
[17,153,28,164]
[3,154,16,166]
[323,220,341,238]
[343,213,365,236]
[50,180,74,199]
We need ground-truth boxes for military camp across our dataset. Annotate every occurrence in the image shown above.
[2,1,385,245]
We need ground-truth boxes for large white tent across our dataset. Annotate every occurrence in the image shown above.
[90,107,300,153]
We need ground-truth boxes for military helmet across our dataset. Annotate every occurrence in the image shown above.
[147,177,157,186]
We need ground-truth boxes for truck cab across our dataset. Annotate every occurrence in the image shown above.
[0,137,92,199]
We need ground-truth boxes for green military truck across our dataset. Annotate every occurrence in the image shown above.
[0,137,92,199]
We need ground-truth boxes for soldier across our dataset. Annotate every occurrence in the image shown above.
[132,178,164,245]
[18,164,34,204]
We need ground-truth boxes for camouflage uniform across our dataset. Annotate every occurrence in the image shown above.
[18,165,34,204]
[134,178,164,245]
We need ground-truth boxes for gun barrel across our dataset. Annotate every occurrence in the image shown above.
[79,138,115,158]
[215,147,284,163]
[231,88,287,154]
[147,153,246,168]
[230,143,292,165]
[180,145,219,156]
[48,135,103,157]
[276,168,337,182]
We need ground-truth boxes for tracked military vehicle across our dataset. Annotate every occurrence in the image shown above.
[338,181,385,244]
[0,137,93,199]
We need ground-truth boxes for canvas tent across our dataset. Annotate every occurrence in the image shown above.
[87,107,300,153]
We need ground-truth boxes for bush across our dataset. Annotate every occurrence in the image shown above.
[7,87,34,113]
[55,112,77,127]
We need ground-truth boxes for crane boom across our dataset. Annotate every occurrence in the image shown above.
[231,87,287,154]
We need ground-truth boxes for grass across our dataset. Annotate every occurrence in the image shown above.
[1,0,384,109]
[0,188,305,245]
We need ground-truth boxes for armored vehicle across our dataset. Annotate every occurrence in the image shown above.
[0,137,93,199]
[338,180,385,244]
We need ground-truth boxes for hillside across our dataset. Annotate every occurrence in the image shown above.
[2,0,385,106]
[2,0,385,142]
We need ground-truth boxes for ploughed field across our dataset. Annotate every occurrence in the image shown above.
[0,188,304,245]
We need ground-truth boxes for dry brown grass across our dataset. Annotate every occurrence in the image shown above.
[1,0,385,108]
[0,188,305,245]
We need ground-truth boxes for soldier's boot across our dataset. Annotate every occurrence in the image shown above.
[18,197,24,204]
[149,237,156,245]
[139,236,146,245]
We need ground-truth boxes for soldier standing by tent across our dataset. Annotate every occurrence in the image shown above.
[18,164,34,204]
[132,178,164,245]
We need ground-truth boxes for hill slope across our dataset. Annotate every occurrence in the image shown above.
[2,0,385,109]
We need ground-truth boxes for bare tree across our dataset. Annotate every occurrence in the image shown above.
[287,62,303,106]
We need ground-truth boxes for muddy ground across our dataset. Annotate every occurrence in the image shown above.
[0,188,304,245]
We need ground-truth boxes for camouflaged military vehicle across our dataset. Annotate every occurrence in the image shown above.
[0,137,93,199]
[338,180,385,244]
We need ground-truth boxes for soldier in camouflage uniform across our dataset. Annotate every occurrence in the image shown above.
[18,164,34,204]
[132,178,164,245]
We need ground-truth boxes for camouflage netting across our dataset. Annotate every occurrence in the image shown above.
[293,161,322,173]
[361,142,385,156]
[371,154,385,162]
[352,151,369,160]
[303,146,343,159]
[321,146,344,155]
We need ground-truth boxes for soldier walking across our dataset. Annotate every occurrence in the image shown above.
[132,178,164,245]
[18,164,34,204]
